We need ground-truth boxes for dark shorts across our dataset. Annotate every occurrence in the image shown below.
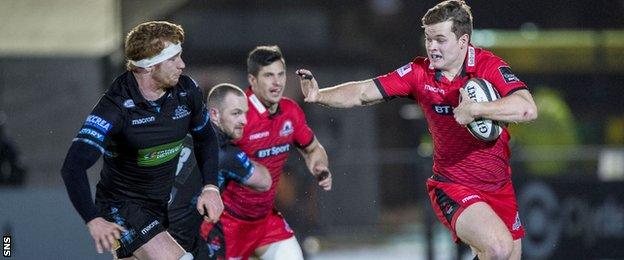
[169,212,209,258]
[426,175,525,243]
[97,200,167,258]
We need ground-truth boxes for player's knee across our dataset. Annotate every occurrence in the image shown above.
[259,236,303,260]
[482,235,513,260]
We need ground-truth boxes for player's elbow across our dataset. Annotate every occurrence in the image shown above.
[258,175,272,192]
[253,171,272,192]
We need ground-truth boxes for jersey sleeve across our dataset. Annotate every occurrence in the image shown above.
[62,94,123,223]
[373,61,421,100]
[219,144,254,186]
[291,103,315,149]
[73,94,123,154]
[480,57,528,97]
[185,76,219,187]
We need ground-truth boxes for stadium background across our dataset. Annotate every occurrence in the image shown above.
[1,0,624,259]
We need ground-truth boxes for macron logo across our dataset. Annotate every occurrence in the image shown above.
[461,195,480,204]
[249,131,269,140]
[132,116,155,125]
[141,220,160,235]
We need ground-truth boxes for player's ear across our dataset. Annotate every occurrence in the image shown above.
[247,74,256,87]
[209,107,220,124]
[144,65,155,73]
[459,33,469,48]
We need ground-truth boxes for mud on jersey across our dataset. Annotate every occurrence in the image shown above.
[73,71,210,206]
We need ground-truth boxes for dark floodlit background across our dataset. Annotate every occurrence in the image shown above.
[1,1,623,259]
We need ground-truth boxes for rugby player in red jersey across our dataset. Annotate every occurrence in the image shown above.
[200,45,332,260]
[297,1,537,259]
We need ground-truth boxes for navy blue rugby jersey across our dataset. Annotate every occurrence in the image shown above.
[73,71,210,206]
[168,127,254,223]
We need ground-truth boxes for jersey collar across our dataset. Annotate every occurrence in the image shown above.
[245,87,282,118]
[126,71,177,109]
[126,72,149,107]
[211,122,231,148]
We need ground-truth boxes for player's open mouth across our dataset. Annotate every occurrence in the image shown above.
[269,88,281,95]
[430,54,443,61]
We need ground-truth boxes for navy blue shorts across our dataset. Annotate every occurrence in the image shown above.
[97,201,167,258]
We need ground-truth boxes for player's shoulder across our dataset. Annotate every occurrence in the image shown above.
[279,97,301,108]
[393,57,429,77]
[220,142,242,162]
[412,56,429,66]
[474,46,507,66]
[279,97,305,114]
[101,74,132,110]
[177,75,200,91]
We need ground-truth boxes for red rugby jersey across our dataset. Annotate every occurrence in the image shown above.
[375,45,527,191]
[221,88,314,219]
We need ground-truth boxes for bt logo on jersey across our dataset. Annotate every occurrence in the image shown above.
[432,104,453,115]
[256,143,290,158]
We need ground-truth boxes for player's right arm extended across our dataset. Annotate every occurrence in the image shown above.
[297,69,384,108]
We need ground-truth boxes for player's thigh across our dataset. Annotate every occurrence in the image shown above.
[455,202,512,251]
[255,236,303,260]
[132,231,186,259]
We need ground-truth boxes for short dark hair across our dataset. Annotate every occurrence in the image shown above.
[421,0,473,39]
[246,45,286,76]
[207,83,245,110]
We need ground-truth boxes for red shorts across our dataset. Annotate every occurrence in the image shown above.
[199,210,294,259]
[426,175,525,243]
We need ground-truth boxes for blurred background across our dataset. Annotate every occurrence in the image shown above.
[1,0,624,259]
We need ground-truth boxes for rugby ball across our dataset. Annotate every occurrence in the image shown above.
[462,78,502,141]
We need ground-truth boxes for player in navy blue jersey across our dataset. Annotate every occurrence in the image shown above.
[61,21,222,259]
[168,83,272,258]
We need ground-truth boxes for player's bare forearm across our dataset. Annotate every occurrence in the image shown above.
[301,141,332,191]
[318,80,383,108]
[472,89,538,123]
[299,139,329,174]
[298,139,332,190]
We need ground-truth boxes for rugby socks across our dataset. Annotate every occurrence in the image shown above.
[179,252,194,260]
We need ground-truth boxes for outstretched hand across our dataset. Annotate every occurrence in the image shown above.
[296,69,320,103]
[453,88,476,125]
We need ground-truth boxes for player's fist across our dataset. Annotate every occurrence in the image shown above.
[454,88,477,125]
[314,167,332,191]
[197,185,224,223]
[296,69,320,103]
[86,217,126,254]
